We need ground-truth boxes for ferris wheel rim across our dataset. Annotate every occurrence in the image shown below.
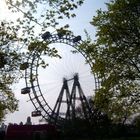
[24,32,99,124]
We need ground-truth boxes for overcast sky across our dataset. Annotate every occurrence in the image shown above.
[0,0,110,125]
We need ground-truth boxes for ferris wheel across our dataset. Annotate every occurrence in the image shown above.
[20,31,100,126]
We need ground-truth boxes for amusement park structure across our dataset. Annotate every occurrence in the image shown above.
[49,73,93,125]
[20,31,100,127]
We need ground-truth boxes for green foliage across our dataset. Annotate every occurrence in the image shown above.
[0,0,84,122]
[0,21,24,121]
[132,115,140,132]
[82,0,140,123]
[5,0,84,40]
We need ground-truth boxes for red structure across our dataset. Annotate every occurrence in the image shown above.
[5,124,58,140]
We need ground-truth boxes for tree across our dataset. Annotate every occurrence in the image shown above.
[66,97,111,138]
[5,0,84,40]
[0,21,23,121]
[0,0,85,121]
[82,0,140,123]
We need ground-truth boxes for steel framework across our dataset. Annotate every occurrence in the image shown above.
[21,31,100,126]
[49,73,93,124]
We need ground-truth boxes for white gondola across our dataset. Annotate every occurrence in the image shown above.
[31,110,41,117]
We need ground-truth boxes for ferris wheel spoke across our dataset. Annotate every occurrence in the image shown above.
[22,32,99,125]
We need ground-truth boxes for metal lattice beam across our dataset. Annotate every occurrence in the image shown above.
[21,31,99,126]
